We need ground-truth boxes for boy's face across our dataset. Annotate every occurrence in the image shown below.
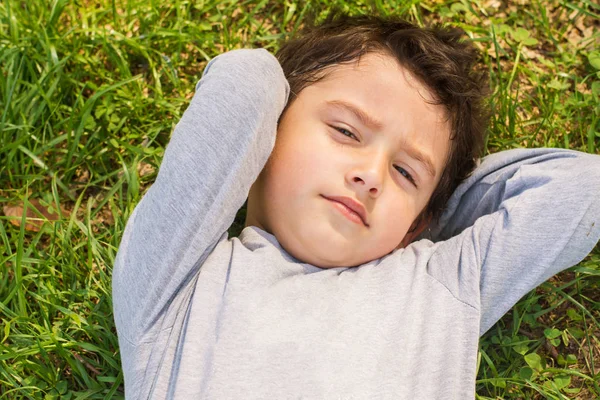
[246,52,450,268]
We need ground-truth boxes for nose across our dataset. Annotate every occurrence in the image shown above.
[347,153,385,197]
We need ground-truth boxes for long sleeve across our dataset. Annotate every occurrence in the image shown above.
[112,49,290,343]
[421,148,600,334]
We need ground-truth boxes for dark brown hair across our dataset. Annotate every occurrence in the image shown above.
[275,12,489,222]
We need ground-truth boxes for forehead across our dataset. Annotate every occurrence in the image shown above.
[303,52,447,130]
[314,52,440,107]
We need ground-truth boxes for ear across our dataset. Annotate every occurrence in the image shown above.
[396,214,431,249]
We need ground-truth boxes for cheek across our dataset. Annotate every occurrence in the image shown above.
[381,203,411,232]
[373,194,418,240]
[273,120,339,186]
[263,137,318,200]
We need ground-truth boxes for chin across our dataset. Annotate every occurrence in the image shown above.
[275,220,368,268]
[281,238,345,268]
[314,252,366,269]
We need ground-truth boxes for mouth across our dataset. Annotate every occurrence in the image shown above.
[321,195,369,227]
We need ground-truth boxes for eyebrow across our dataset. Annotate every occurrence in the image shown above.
[325,100,384,130]
[325,100,437,178]
[404,145,437,178]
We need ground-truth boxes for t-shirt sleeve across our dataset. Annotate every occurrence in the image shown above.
[422,148,600,335]
[111,49,290,343]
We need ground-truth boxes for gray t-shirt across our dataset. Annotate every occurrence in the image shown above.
[112,49,600,399]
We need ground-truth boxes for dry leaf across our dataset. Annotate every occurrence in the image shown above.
[566,28,583,47]
[3,199,71,232]
[74,167,90,183]
[93,205,116,226]
[521,46,542,60]
[487,46,498,59]
[485,0,502,9]
[137,161,155,177]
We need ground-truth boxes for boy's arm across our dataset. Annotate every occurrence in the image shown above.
[112,49,289,343]
[422,148,600,334]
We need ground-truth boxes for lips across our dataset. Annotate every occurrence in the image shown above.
[322,195,369,227]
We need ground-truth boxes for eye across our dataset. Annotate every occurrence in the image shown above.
[394,165,418,188]
[333,126,359,141]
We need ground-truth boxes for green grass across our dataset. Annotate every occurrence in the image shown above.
[1,0,599,398]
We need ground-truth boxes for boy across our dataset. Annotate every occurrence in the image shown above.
[112,14,600,399]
